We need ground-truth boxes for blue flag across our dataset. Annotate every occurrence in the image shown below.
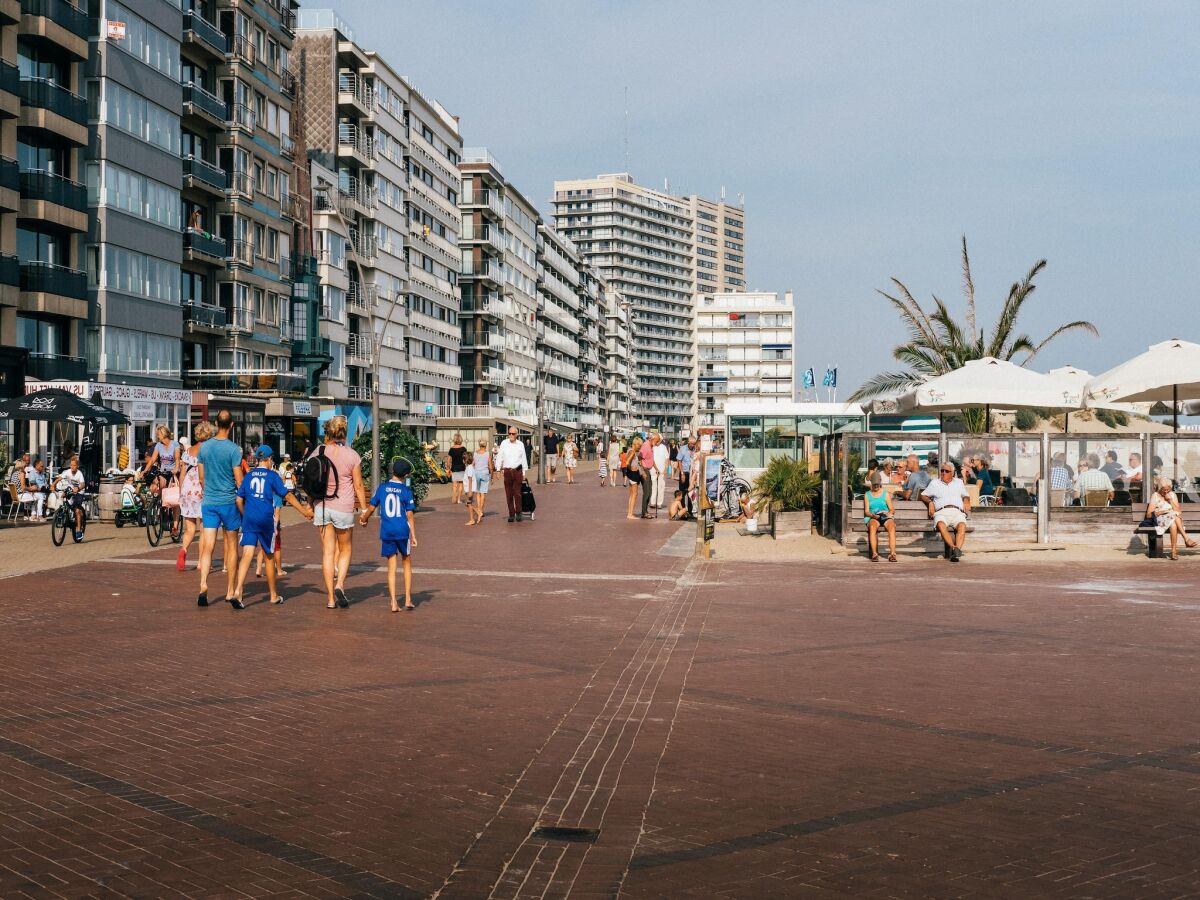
[822,366,837,388]
[802,368,815,389]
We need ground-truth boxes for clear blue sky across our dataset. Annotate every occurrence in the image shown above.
[339,0,1197,396]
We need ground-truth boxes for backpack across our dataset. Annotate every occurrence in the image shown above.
[302,445,339,502]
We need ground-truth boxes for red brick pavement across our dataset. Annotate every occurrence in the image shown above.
[1,474,1199,898]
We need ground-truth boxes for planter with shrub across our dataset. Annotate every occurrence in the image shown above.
[751,456,820,538]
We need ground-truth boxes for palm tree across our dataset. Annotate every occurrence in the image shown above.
[851,238,1098,430]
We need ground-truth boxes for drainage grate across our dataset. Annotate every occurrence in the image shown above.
[531,824,600,843]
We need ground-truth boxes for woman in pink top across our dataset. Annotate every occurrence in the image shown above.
[310,415,367,609]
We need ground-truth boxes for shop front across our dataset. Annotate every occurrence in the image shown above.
[189,393,267,451]
[23,381,192,472]
[264,398,320,461]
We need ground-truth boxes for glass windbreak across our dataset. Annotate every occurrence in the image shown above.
[947,438,1042,507]
[1049,438,1143,507]
[1153,437,1200,502]
[763,417,797,465]
[729,417,762,470]
[845,437,869,496]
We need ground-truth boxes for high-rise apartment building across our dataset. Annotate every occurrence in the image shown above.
[295,10,462,440]
[553,172,747,432]
[695,290,794,431]
[601,291,635,430]
[2,0,90,382]
[688,195,745,294]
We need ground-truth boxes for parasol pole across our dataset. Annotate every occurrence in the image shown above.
[1173,384,1179,433]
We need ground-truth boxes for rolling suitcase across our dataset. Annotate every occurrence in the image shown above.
[520,481,536,520]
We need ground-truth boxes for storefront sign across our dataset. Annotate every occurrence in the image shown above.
[25,381,191,405]
[130,401,156,421]
[293,401,312,416]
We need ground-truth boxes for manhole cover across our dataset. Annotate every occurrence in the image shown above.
[531,825,600,843]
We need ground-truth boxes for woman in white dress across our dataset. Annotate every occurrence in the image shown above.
[177,424,211,571]
[563,434,578,484]
[1146,476,1198,560]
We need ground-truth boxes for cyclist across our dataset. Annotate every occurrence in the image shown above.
[141,425,180,493]
[55,455,87,541]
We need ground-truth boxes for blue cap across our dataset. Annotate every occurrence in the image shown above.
[392,457,412,478]
[255,444,273,459]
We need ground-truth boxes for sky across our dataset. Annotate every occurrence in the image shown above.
[340,0,1198,398]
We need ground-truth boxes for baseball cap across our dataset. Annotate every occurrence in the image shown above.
[255,444,274,460]
[392,457,413,478]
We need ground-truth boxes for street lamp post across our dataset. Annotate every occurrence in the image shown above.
[315,179,405,491]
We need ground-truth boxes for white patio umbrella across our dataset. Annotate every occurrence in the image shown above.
[1045,365,1145,431]
[897,357,1082,428]
[1083,339,1200,432]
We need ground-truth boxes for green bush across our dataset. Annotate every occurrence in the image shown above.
[752,456,820,512]
[1096,408,1129,429]
[1014,409,1040,431]
[351,422,433,504]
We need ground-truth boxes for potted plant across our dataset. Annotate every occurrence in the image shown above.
[752,456,820,538]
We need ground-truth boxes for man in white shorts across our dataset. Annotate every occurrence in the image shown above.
[920,461,971,561]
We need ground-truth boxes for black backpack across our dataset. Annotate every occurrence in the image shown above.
[302,445,339,502]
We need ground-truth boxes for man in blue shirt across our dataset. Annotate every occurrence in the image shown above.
[196,411,245,608]
[676,437,695,512]
[360,458,418,612]
[231,445,312,609]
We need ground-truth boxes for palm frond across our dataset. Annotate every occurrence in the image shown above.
[1023,320,1100,363]
[849,370,926,401]
[960,236,977,344]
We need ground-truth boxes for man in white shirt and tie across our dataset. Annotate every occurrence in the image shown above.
[497,427,529,523]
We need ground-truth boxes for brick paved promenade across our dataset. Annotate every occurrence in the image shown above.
[1,471,1198,898]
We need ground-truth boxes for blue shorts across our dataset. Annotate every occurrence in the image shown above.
[201,503,242,532]
[240,523,276,553]
[381,538,410,559]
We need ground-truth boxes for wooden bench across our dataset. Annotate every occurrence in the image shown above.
[1132,508,1163,558]
[848,499,975,555]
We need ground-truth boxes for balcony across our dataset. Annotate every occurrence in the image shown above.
[19,77,86,126]
[183,82,226,124]
[461,187,505,220]
[0,253,17,286]
[347,385,374,402]
[347,334,372,364]
[280,4,296,35]
[183,302,226,331]
[183,155,228,193]
[347,282,375,314]
[460,258,504,284]
[227,239,253,267]
[337,123,376,163]
[26,352,86,381]
[229,34,255,67]
[349,230,377,261]
[461,221,506,255]
[460,331,505,353]
[293,335,332,363]
[20,261,86,299]
[281,191,306,221]
[183,10,227,57]
[184,228,227,261]
[184,369,309,395]
[227,102,256,133]
[0,61,18,111]
[461,293,506,319]
[20,169,86,212]
[227,170,252,199]
[280,67,297,99]
[279,133,295,158]
[337,72,374,115]
[0,156,16,193]
[21,0,88,40]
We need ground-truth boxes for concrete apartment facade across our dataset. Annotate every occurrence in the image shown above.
[695,290,795,432]
[553,172,746,433]
[601,290,635,430]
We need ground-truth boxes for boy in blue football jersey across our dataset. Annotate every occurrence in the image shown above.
[360,458,418,612]
[232,445,312,609]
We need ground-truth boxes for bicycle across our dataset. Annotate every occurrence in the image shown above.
[50,489,91,546]
[716,457,752,521]
[142,468,182,547]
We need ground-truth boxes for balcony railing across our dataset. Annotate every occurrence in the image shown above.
[293,336,332,360]
[460,368,505,386]
[461,221,506,253]
[20,169,86,212]
[462,187,505,219]
[230,34,255,66]
[460,294,506,317]
[347,385,374,401]
[183,81,226,121]
[21,0,88,39]
[349,230,377,260]
[184,228,227,259]
[461,258,504,283]
[0,253,17,286]
[280,133,295,158]
[183,302,227,329]
[346,281,375,313]
[281,191,306,221]
[0,157,16,192]
[337,123,375,159]
[228,170,252,199]
[27,352,86,381]
[184,369,309,394]
[337,72,374,110]
[280,4,296,34]
[227,102,256,132]
[19,77,86,126]
[20,261,86,299]
[460,331,505,352]
[227,239,254,266]
[183,155,228,190]
[280,67,297,98]
[347,334,372,363]
[183,10,228,55]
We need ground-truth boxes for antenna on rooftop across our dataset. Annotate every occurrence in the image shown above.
[623,85,629,172]
[720,185,726,202]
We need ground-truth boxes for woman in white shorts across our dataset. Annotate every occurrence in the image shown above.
[468,439,493,525]
[311,416,366,608]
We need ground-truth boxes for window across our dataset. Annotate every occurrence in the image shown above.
[102,326,181,376]
[92,244,181,305]
[106,1,181,81]
[100,81,180,155]
[90,162,180,230]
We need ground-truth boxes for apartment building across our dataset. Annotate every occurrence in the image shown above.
[601,290,635,430]
[0,0,90,383]
[552,173,697,432]
[695,290,794,431]
[688,194,746,294]
[457,149,538,424]
[534,223,584,429]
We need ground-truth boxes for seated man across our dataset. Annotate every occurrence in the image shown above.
[901,453,929,500]
[921,462,971,562]
[668,490,692,521]
[1074,453,1114,505]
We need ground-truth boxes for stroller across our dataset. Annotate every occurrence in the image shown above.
[520,480,536,521]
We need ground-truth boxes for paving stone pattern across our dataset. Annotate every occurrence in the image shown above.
[0,475,1197,898]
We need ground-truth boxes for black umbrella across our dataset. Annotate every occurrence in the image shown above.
[0,388,130,425]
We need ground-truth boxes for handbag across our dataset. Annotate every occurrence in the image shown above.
[1139,514,1158,528]
[161,484,181,508]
